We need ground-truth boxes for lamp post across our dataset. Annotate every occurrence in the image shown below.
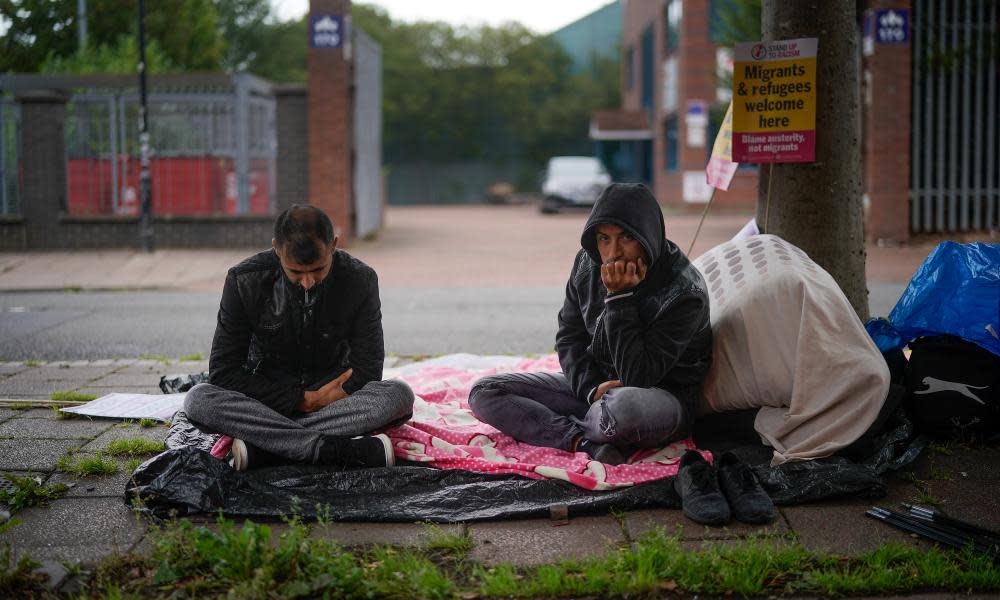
[137,0,154,252]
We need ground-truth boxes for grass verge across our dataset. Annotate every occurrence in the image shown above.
[3,518,998,598]
[49,391,98,403]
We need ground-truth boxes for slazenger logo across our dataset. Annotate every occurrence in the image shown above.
[751,43,767,60]
[914,376,989,405]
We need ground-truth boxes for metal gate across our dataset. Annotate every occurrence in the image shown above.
[911,0,999,233]
[63,73,276,217]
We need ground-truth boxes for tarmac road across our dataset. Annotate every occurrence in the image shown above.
[0,282,904,361]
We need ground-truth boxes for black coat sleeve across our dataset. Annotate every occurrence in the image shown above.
[341,270,385,394]
[601,291,708,389]
[555,259,605,404]
[207,272,303,415]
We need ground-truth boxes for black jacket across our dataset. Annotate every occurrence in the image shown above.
[556,183,713,411]
[208,249,384,415]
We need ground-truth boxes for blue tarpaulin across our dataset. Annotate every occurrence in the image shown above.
[867,242,1000,356]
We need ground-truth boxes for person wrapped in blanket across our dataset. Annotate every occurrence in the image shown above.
[184,205,414,471]
[469,183,713,464]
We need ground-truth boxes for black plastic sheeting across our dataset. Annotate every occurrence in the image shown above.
[128,374,926,522]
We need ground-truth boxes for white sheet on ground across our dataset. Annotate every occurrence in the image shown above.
[692,234,890,466]
[60,392,186,421]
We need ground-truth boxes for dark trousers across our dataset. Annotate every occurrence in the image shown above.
[468,372,686,452]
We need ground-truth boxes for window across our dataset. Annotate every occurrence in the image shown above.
[666,0,682,54]
[665,117,678,171]
[641,25,654,111]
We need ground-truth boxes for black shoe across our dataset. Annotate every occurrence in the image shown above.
[315,433,395,469]
[229,438,290,471]
[716,452,776,524]
[578,439,627,465]
[674,450,731,525]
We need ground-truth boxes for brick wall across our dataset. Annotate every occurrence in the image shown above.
[864,0,912,242]
[307,0,354,243]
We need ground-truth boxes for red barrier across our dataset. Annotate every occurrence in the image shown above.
[67,157,271,216]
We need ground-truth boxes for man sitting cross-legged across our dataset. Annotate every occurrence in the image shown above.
[469,183,713,465]
[184,205,414,470]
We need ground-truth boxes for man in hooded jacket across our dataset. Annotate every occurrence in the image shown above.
[469,183,712,464]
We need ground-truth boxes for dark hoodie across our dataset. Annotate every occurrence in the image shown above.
[555,183,712,415]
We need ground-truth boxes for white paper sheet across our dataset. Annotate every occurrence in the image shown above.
[60,392,186,421]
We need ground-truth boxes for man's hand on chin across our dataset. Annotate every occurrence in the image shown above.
[300,368,353,412]
[601,257,647,293]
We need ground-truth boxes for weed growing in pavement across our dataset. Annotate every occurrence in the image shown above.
[0,543,45,596]
[178,353,204,362]
[105,438,165,458]
[125,458,143,473]
[49,390,98,403]
[139,354,171,365]
[425,523,473,558]
[6,402,34,410]
[23,359,42,368]
[57,453,119,477]
[0,473,68,513]
[138,418,159,428]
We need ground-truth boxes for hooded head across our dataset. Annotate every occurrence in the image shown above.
[581,183,666,266]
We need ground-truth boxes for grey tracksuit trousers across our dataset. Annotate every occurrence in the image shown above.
[183,379,414,463]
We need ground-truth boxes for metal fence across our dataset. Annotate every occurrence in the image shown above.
[47,73,276,217]
[0,99,19,215]
[911,0,999,233]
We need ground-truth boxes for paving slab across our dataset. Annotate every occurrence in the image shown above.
[907,444,1000,481]
[468,515,627,567]
[0,364,28,376]
[903,478,1000,531]
[311,521,463,548]
[0,416,113,439]
[0,438,86,471]
[46,468,136,499]
[624,507,790,541]
[9,408,64,419]
[85,372,168,387]
[0,408,18,421]
[0,497,146,563]
[0,377,65,396]
[780,482,931,556]
[2,366,120,383]
[74,384,166,396]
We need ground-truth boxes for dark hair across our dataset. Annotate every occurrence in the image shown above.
[273,205,335,264]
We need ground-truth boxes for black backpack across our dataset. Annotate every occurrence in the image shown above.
[903,335,1000,440]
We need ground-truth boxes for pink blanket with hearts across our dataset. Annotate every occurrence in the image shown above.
[379,354,703,491]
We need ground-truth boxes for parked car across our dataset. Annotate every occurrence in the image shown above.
[540,156,611,214]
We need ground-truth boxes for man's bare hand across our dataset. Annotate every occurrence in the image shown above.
[300,368,352,413]
[600,257,647,294]
[592,379,622,403]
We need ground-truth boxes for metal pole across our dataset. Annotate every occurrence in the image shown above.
[78,0,87,52]
[138,0,154,251]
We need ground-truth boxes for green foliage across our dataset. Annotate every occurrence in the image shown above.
[57,453,120,477]
[1,0,222,73]
[424,524,473,557]
[0,473,68,513]
[711,0,761,46]
[0,543,45,597]
[49,390,98,403]
[104,438,165,458]
[138,418,159,428]
[41,35,175,74]
[139,354,170,364]
[179,353,204,362]
[23,359,42,368]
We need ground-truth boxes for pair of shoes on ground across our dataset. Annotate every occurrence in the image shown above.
[674,450,775,525]
[230,433,394,472]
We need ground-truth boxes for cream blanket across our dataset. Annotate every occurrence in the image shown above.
[692,235,889,466]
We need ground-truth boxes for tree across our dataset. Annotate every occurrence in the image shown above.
[756,0,868,320]
[41,35,175,74]
[0,0,223,73]
[213,0,272,72]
